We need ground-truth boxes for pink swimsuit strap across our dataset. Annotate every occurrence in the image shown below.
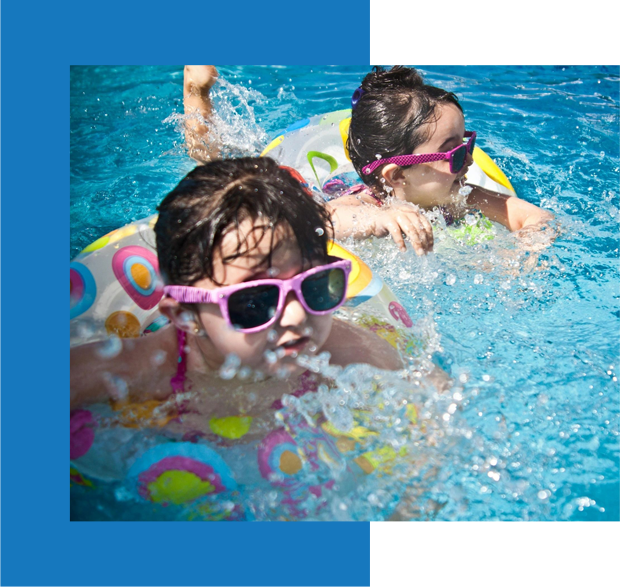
[341,183,384,207]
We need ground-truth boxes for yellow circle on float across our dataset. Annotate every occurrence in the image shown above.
[130,263,151,290]
[147,470,215,504]
[105,311,141,338]
[209,416,253,439]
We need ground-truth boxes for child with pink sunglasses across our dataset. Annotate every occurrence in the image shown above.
[70,157,403,439]
[334,66,553,252]
[184,65,553,255]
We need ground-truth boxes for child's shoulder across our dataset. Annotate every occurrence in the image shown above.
[326,318,402,371]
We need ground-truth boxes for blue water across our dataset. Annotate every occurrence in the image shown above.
[70,65,619,521]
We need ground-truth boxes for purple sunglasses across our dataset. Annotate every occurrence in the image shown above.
[164,258,352,333]
[362,131,477,176]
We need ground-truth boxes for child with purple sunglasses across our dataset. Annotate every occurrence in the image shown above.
[333,66,554,252]
[70,157,403,437]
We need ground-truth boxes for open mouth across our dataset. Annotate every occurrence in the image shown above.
[278,336,310,355]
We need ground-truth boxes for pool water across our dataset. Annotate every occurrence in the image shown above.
[70,65,619,521]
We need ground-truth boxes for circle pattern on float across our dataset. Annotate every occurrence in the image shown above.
[112,246,163,310]
[70,262,97,319]
[105,311,141,338]
[130,443,237,505]
[138,456,226,505]
[257,428,304,483]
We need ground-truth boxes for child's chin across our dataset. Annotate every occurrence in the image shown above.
[266,360,304,380]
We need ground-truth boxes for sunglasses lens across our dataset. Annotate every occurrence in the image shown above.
[469,134,476,153]
[301,268,346,312]
[451,145,466,173]
[228,284,280,329]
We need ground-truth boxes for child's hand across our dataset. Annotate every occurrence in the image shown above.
[184,65,219,97]
[372,202,434,255]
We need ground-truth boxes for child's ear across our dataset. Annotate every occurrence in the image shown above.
[381,164,404,188]
[159,297,200,333]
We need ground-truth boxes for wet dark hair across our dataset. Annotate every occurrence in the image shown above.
[348,66,463,196]
[155,157,332,286]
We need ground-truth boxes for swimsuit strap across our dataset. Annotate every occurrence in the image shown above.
[170,328,188,395]
[438,206,455,226]
[270,370,319,410]
[341,183,384,207]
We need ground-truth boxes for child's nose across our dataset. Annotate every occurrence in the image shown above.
[278,290,308,328]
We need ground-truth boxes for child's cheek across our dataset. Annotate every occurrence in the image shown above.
[313,315,333,349]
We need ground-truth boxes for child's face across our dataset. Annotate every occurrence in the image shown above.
[387,103,473,208]
[191,219,333,377]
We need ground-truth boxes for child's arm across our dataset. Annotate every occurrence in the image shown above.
[183,65,219,163]
[70,329,176,409]
[327,195,434,255]
[465,186,554,232]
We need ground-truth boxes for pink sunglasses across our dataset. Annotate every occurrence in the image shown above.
[164,258,352,333]
[362,131,477,176]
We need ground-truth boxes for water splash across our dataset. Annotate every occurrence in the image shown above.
[164,78,268,158]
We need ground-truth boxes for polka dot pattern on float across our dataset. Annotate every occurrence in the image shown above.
[138,456,227,505]
[70,262,97,319]
[112,246,163,310]
[257,428,304,483]
[105,311,141,338]
[129,444,238,505]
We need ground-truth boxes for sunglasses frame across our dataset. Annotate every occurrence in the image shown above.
[164,258,352,333]
[362,131,477,176]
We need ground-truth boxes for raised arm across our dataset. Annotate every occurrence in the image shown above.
[183,65,219,163]
[466,186,554,232]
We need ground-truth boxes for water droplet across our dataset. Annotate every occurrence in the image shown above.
[219,353,241,379]
[315,227,324,236]
[445,274,456,286]
[474,274,484,285]
[102,372,128,400]
[264,350,278,365]
[151,350,167,366]
[97,336,123,359]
